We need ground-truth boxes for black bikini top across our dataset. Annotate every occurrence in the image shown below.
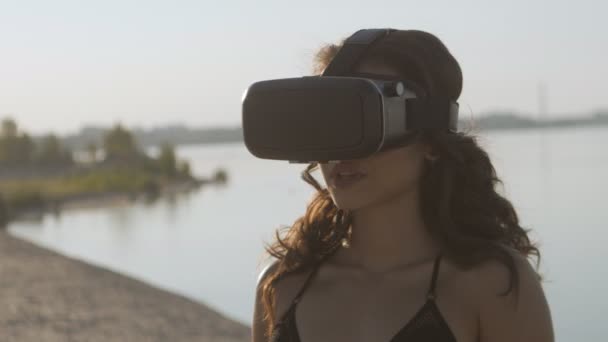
[271,253,458,342]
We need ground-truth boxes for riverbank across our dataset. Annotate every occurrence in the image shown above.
[0,230,250,341]
[1,173,224,225]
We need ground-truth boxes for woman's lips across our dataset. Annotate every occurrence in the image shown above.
[329,162,368,189]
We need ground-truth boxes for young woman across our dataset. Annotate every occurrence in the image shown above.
[253,29,554,342]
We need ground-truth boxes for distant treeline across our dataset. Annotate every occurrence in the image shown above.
[62,125,244,152]
[57,111,608,151]
[460,110,608,131]
[0,118,228,227]
[0,118,191,180]
[0,119,73,167]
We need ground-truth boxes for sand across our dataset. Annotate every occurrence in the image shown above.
[0,231,251,341]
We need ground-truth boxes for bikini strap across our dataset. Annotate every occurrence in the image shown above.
[292,253,442,304]
[426,252,443,300]
[291,261,323,305]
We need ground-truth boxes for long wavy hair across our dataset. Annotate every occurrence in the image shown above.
[258,29,542,338]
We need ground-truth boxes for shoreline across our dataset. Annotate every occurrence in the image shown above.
[0,229,250,341]
[5,177,218,224]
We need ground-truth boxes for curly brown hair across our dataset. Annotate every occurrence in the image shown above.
[257,29,542,339]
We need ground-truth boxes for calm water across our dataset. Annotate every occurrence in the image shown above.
[8,126,608,341]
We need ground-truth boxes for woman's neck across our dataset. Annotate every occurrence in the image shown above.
[329,189,441,274]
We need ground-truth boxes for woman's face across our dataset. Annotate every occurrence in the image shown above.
[318,62,432,211]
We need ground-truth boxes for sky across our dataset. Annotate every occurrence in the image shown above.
[0,0,606,135]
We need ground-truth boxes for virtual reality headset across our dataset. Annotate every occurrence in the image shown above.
[241,28,459,163]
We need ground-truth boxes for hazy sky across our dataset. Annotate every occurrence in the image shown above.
[1,0,606,134]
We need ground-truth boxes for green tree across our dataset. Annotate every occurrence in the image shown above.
[177,160,191,178]
[157,142,177,177]
[16,134,34,163]
[103,124,138,160]
[0,130,34,165]
[36,134,72,164]
[1,118,18,138]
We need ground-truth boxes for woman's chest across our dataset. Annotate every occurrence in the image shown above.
[290,271,478,342]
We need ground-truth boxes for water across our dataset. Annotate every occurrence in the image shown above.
[8,126,608,341]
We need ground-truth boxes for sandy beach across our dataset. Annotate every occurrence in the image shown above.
[0,230,251,341]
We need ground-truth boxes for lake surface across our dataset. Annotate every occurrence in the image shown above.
[8,126,608,341]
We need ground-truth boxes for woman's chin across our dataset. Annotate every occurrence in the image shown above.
[331,197,368,211]
[327,186,377,211]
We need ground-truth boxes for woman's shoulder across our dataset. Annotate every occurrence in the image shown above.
[461,247,540,298]
[256,259,317,322]
[450,248,553,341]
[443,247,540,299]
[253,259,316,341]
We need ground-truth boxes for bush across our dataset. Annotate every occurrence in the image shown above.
[5,190,45,213]
[157,142,177,177]
[212,168,228,184]
[177,160,191,178]
[141,179,160,197]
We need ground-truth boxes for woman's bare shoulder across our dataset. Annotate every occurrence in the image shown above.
[461,248,541,297]
[256,260,317,322]
[455,249,553,341]
[254,260,316,341]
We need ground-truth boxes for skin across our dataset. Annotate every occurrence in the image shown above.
[253,61,554,342]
